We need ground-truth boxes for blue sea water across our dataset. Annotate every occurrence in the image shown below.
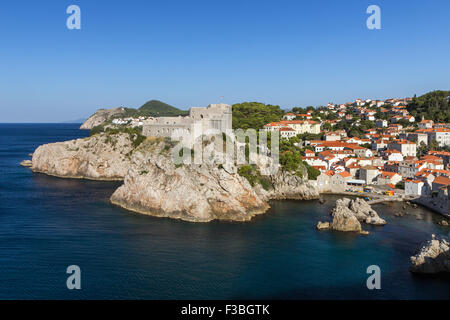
[0,123,449,299]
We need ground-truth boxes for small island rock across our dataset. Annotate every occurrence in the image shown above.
[410,234,450,274]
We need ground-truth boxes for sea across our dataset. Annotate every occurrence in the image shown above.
[0,123,449,299]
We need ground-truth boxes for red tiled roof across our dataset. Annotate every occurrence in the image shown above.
[433,176,450,186]
[339,171,351,178]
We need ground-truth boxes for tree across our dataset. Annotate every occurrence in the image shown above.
[429,139,440,151]
[232,102,284,130]
[407,90,450,122]
[322,122,332,131]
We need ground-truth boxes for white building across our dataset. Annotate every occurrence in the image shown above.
[405,180,426,196]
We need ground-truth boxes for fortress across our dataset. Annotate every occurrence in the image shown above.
[142,103,232,146]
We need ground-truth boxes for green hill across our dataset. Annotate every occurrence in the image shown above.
[407,90,450,122]
[110,100,188,119]
[138,100,188,117]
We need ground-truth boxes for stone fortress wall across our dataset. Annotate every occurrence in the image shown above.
[142,103,232,145]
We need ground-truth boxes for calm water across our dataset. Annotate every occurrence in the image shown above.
[0,123,449,299]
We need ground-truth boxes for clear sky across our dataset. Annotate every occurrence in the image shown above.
[1,0,449,122]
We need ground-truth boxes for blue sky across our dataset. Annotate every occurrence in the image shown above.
[1,0,449,122]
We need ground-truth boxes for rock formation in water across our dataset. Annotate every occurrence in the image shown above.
[80,108,126,130]
[316,221,330,230]
[330,203,362,232]
[410,234,450,274]
[29,133,318,222]
[346,198,387,225]
[317,198,386,234]
[110,142,268,222]
[110,138,318,222]
[20,160,32,167]
[31,133,135,180]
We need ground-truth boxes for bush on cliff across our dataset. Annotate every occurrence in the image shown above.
[238,165,273,191]
[90,125,146,148]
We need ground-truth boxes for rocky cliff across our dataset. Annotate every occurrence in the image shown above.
[110,139,318,222]
[410,234,450,274]
[80,107,126,130]
[317,198,386,234]
[31,133,135,180]
[29,133,318,222]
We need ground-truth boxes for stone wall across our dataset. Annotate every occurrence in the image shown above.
[142,104,232,146]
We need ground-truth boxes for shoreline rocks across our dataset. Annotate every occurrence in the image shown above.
[410,234,450,274]
[438,220,449,226]
[317,198,386,234]
[30,133,135,180]
[110,143,270,222]
[20,160,32,167]
[30,134,319,222]
[316,221,330,230]
[345,198,387,225]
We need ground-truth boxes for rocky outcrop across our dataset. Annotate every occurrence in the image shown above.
[316,221,330,230]
[330,205,362,232]
[318,198,386,234]
[347,198,386,225]
[110,145,268,222]
[110,139,318,222]
[259,170,319,201]
[31,133,135,180]
[410,234,450,274]
[30,133,319,222]
[80,107,126,130]
[20,160,32,167]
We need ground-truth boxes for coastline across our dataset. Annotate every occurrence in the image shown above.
[110,197,270,223]
[31,169,125,181]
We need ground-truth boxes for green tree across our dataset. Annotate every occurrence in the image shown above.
[232,102,284,130]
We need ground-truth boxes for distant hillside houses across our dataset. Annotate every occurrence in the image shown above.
[263,120,321,136]
[267,93,449,210]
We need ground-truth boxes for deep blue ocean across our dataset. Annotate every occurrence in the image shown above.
[0,123,449,299]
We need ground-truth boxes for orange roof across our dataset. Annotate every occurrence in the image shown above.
[433,176,450,186]
[339,171,351,178]
[429,150,450,156]
[381,171,397,178]
[279,127,295,131]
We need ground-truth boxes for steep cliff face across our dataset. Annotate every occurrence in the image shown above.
[110,145,269,222]
[256,170,319,201]
[31,133,135,180]
[30,134,319,222]
[80,108,126,130]
[110,139,318,222]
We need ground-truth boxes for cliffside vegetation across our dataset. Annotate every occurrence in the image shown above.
[237,165,273,191]
[279,136,320,180]
[232,102,284,130]
[90,125,146,148]
[408,90,450,122]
